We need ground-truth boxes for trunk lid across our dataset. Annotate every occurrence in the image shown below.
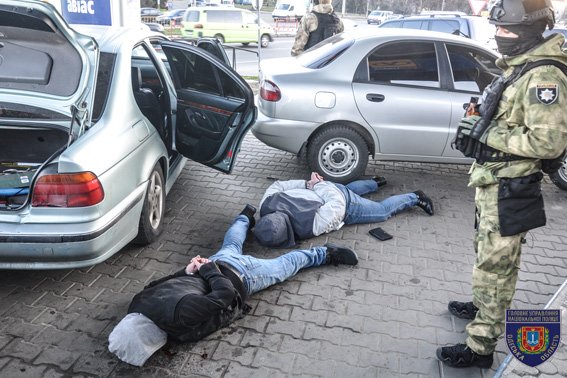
[0,0,98,129]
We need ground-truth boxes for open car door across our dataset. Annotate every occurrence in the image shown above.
[159,41,256,173]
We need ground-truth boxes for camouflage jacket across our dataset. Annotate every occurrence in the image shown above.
[469,34,567,187]
[290,4,344,57]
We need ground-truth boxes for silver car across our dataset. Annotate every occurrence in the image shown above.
[0,1,256,269]
[253,29,501,183]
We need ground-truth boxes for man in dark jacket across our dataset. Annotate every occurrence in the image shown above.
[108,205,358,366]
[253,173,434,248]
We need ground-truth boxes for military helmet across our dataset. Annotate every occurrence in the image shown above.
[488,0,555,29]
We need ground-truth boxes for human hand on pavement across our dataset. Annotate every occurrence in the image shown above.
[185,255,211,274]
[306,172,324,190]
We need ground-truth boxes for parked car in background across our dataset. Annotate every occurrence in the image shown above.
[141,7,162,22]
[367,10,393,25]
[253,29,504,184]
[0,0,256,269]
[156,9,186,25]
[181,7,274,47]
[379,13,497,50]
[272,0,308,20]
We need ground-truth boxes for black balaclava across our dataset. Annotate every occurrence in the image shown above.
[495,20,547,56]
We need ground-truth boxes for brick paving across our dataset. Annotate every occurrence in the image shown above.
[0,134,566,377]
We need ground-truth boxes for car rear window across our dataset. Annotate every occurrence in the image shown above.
[402,20,424,30]
[429,20,461,34]
[296,34,355,69]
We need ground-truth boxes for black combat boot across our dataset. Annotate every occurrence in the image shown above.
[239,204,256,229]
[436,343,493,368]
[372,176,387,187]
[325,243,358,266]
[413,190,434,216]
[448,301,479,320]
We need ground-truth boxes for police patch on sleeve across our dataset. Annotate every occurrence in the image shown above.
[536,84,558,105]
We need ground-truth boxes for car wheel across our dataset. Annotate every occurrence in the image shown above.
[242,42,250,46]
[549,155,567,190]
[260,34,270,48]
[134,163,165,244]
[307,125,369,184]
[214,34,225,44]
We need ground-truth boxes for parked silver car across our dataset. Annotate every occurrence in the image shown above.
[253,29,500,183]
[0,1,256,269]
[253,28,567,189]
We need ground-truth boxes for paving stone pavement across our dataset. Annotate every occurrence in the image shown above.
[0,134,566,378]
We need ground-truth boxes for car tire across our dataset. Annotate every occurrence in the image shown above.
[133,163,165,244]
[214,34,225,44]
[549,155,567,190]
[260,34,270,48]
[242,42,250,46]
[307,125,369,184]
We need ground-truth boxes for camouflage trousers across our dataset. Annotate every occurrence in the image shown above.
[465,183,525,355]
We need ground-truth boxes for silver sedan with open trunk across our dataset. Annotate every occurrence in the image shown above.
[0,1,256,269]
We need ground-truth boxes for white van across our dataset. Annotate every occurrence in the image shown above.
[367,10,393,25]
[272,0,307,20]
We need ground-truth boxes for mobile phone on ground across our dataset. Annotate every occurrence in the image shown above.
[369,227,393,241]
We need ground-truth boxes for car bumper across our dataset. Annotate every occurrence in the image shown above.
[251,109,318,154]
[0,185,145,270]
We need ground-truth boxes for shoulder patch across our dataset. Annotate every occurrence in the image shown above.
[536,84,558,105]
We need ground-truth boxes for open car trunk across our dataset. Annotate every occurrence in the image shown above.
[0,125,68,209]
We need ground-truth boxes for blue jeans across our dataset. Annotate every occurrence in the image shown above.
[210,216,327,296]
[334,180,418,225]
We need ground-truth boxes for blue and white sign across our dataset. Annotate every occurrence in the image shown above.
[60,0,112,26]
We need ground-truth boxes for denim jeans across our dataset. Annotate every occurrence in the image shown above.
[210,216,327,296]
[334,179,418,225]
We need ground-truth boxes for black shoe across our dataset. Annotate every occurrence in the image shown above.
[413,190,434,216]
[448,301,479,320]
[325,243,358,266]
[373,176,387,187]
[239,204,256,229]
[436,343,493,368]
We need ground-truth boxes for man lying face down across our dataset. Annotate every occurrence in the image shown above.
[108,205,358,366]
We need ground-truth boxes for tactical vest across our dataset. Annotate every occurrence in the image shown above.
[304,11,340,50]
[455,59,567,166]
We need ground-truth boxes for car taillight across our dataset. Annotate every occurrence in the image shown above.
[194,23,203,29]
[32,172,105,208]
[260,80,281,102]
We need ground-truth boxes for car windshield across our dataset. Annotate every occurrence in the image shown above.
[296,33,355,69]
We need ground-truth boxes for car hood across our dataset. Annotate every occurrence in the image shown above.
[0,0,98,122]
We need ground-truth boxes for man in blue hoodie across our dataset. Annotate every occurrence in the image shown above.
[253,173,434,247]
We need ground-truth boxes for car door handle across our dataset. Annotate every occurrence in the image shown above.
[366,93,385,102]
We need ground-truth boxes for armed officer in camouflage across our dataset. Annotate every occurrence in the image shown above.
[437,0,567,369]
[290,0,343,56]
